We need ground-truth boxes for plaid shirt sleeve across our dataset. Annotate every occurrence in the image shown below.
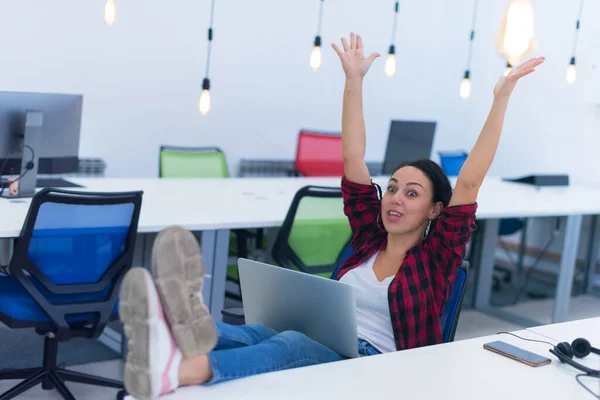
[423,203,478,309]
[341,176,382,248]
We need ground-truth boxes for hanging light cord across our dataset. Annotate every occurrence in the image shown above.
[204,0,216,80]
[390,1,400,44]
[571,0,585,58]
[316,0,325,38]
[465,0,480,70]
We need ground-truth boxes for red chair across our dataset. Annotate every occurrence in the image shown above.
[294,130,344,177]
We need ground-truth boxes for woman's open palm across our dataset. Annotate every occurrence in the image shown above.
[332,33,380,79]
[494,56,545,100]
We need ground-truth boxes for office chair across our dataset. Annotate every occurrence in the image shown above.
[158,145,265,301]
[294,130,345,177]
[159,145,229,178]
[382,120,437,175]
[222,186,351,325]
[0,187,143,400]
[271,185,352,278]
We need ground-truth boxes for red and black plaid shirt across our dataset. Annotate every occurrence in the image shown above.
[335,176,478,351]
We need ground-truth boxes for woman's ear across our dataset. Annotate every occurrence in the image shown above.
[430,201,444,220]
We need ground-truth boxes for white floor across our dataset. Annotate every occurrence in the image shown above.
[2,295,599,399]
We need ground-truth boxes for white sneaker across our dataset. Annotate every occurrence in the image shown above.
[151,226,217,358]
[120,267,182,400]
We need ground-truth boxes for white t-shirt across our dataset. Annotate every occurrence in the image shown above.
[339,251,396,353]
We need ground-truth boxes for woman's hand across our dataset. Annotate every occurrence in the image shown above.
[493,56,545,101]
[332,33,380,80]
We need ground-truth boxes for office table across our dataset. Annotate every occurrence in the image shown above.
[151,324,598,400]
[0,176,599,329]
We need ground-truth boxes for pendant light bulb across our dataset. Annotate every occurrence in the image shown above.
[385,45,396,77]
[103,0,116,26]
[496,0,536,66]
[460,71,471,100]
[310,36,322,72]
[199,79,211,116]
[566,57,577,84]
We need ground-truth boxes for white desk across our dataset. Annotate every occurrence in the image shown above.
[1,176,600,326]
[154,327,596,400]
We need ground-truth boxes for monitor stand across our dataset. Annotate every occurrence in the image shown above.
[36,178,82,188]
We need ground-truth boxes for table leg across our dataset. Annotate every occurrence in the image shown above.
[474,218,500,309]
[201,229,230,320]
[0,238,13,266]
[516,218,529,272]
[132,233,154,268]
[584,215,599,295]
[553,214,582,323]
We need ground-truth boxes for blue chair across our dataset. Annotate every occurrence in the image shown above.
[0,188,143,400]
[332,246,469,343]
[438,151,468,177]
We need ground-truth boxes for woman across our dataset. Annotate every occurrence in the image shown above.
[120,34,544,399]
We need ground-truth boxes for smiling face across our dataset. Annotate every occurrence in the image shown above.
[381,166,444,236]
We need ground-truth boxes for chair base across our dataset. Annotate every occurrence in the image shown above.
[0,334,123,400]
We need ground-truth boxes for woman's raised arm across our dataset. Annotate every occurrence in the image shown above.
[450,56,545,206]
[332,33,380,185]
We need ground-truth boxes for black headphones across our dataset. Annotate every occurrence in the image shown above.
[550,338,600,378]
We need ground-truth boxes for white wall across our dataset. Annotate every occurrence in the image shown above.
[0,0,597,180]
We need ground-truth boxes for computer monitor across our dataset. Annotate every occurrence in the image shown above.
[381,120,437,175]
[0,91,83,198]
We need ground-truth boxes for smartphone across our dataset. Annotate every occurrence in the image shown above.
[483,341,551,367]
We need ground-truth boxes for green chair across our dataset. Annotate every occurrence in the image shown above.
[158,146,259,300]
[159,146,229,178]
[271,186,352,278]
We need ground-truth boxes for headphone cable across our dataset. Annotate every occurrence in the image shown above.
[497,331,599,398]
[496,331,555,347]
[576,373,600,399]
[0,145,35,197]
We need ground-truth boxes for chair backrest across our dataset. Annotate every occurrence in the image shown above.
[438,151,468,177]
[271,186,351,278]
[294,130,344,177]
[440,261,469,342]
[332,245,468,343]
[382,120,437,175]
[159,145,229,178]
[9,188,143,339]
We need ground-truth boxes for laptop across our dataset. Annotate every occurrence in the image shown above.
[237,258,359,358]
[382,120,437,175]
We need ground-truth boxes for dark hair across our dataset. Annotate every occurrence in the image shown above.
[394,159,452,207]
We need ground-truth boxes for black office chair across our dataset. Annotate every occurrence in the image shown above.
[0,188,143,400]
[270,185,352,278]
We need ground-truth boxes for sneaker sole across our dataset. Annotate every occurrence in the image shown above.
[151,226,217,357]
[120,267,162,400]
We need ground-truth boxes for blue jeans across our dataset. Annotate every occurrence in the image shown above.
[204,322,380,384]
[357,338,381,356]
